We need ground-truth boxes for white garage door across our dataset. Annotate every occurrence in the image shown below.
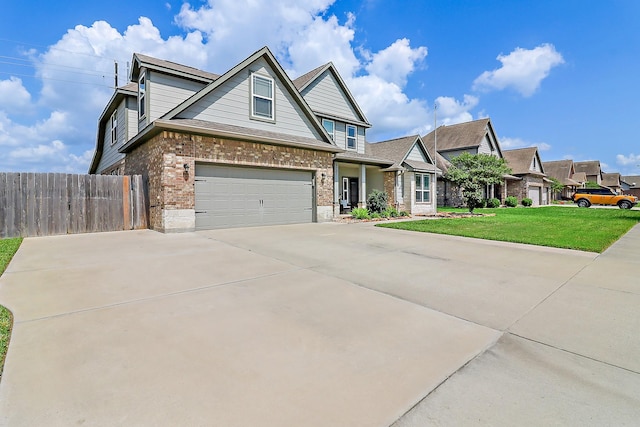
[195,164,314,230]
[528,187,541,206]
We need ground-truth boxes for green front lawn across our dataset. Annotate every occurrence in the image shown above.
[1,238,22,379]
[377,206,640,253]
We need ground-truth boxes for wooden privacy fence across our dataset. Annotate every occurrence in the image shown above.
[0,173,148,238]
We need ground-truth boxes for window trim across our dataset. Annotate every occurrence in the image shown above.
[250,72,275,121]
[346,124,357,150]
[322,118,335,140]
[415,173,431,203]
[110,111,118,146]
[138,72,146,120]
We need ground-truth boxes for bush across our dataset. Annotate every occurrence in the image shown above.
[370,212,381,219]
[384,205,399,218]
[399,211,409,217]
[522,198,533,207]
[367,189,388,214]
[351,207,370,219]
[486,198,500,208]
[505,196,518,207]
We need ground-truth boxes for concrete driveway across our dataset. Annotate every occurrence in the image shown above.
[0,221,639,426]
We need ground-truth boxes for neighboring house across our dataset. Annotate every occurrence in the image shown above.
[542,159,582,200]
[602,172,622,194]
[89,47,439,232]
[502,147,551,206]
[621,175,640,198]
[574,160,603,186]
[366,135,439,215]
[422,118,515,206]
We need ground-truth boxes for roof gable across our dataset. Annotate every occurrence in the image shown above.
[574,160,602,177]
[366,135,438,172]
[422,118,503,158]
[159,46,335,147]
[295,63,370,127]
[502,147,545,176]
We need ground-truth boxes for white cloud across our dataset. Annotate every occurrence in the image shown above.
[500,136,551,151]
[365,38,427,87]
[473,43,564,97]
[435,95,478,125]
[0,77,33,113]
[0,1,439,171]
[616,153,640,166]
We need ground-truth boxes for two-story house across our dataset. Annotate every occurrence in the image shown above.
[89,47,438,231]
[422,118,515,206]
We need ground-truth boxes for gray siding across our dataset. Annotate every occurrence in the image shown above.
[178,59,324,141]
[442,148,476,161]
[97,100,127,173]
[126,97,137,140]
[331,121,364,153]
[301,70,360,122]
[406,143,428,162]
[478,135,493,155]
[140,71,206,132]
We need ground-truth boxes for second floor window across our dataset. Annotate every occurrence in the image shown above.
[110,111,118,145]
[138,73,146,119]
[322,119,334,140]
[346,125,356,150]
[251,73,274,120]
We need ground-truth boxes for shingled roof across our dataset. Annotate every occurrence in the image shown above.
[422,118,492,152]
[543,159,580,186]
[573,160,601,177]
[131,53,220,82]
[602,172,622,188]
[366,135,439,173]
[502,147,545,176]
[622,176,640,188]
[292,63,328,90]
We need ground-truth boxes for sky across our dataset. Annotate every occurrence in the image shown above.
[1,0,639,176]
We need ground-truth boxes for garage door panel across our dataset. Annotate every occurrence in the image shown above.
[195,164,313,230]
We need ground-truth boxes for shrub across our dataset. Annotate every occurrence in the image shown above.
[384,205,399,218]
[370,212,381,219]
[399,211,409,217]
[505,196,518,207]
[367,189,388,214]
[351,207,370,219]
[522,198,533,207]
[475,198,487,209]
[486,198,500,208]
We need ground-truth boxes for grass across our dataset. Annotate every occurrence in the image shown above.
[377,206,640,253]
[0,238,22,379]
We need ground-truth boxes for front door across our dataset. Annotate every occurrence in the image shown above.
[349,178,359,208]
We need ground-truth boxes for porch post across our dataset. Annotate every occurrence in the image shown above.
[333,162,340,214]
[360,164,367,208]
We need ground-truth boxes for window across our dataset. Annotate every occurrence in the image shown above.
[251,73,274,120]
[138,73,146,119]
[415,173,430,203]
[322,119,334,140]
[342,177,349,202]
[346,125,356,150]
[110,111,118,145]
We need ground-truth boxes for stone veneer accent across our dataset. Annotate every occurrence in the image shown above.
[506,176,547,202]
[383,172,405,211]
[125,131,334,232]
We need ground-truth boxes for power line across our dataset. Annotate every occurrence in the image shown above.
[0,71,115,89]
[0,59,114,79]
[0,55,114,77]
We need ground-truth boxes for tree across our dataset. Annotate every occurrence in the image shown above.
[549,177,564,200]
[585,180,600,189]
[444,153,512,213]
